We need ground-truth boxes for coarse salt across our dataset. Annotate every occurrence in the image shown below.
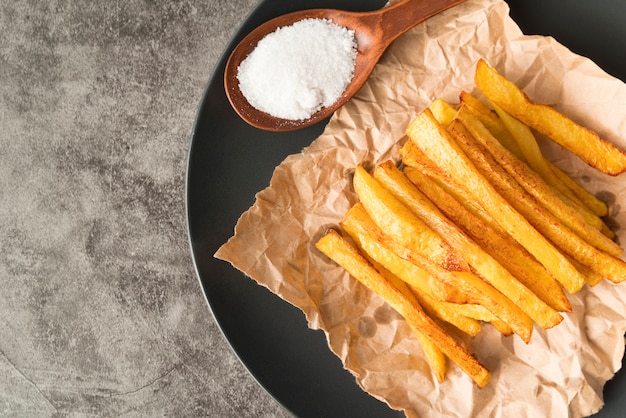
[236,18,358,120]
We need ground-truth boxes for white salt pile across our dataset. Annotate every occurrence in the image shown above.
[236,18,358,120]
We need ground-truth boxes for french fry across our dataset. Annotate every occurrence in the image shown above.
[345,204,474,298]
[414,291,482,337]
[316,229,450,382]
[397,138,537,337]
[459,91,609,218]
[489,101,610,232]
[404,109,587,294]
[352,165,542,339]
[491,100,579,198]
[489,319,514,337]
[403,166,572,313]
[368,259,449,382]
[448,119,626,284]
[458,91,525,161]
[497,107,612,231]
[428,98,458,126]
[343,203,482,336]
[442,303,497,322]
[372,160,563,329]
[341,203,468,304]
[400,140,501,232]
[353,165,466,271]
[474,58,626,175]
[455,106,621,257]
[415,294,523,340]
[382,238,533,342]
[315,229,491,387]
[418,333,448,384]
[550,163,609,218]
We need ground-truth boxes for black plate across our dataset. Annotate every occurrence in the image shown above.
[186,1,626,416]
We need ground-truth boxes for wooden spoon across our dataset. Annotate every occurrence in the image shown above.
[224,0,467,132]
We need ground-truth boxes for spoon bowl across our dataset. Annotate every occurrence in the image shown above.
[224,0,467,132]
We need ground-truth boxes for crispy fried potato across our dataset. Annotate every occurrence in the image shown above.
[353,165,466,271]
[448,119,626,284]
[491,100,578,196]
[341,203,468,304]
[414,291,482,337]
[342,201,476,300]
[475,58,626,175]
[549,163,609,218]
[489,320,514,337]
[372,161,563,329]
[459,91,609,218]
[418,333,448,383]
[455,106,621,257]
[309,59,626,388]
[354,171,533,342]
[489,101,609,231]
[316,229,451,382]
[367,259,449,382]
[443,273,529,340]
[399,139,497,227]
[459,91,525,161]
[404,109,587,294]
[382,237,533,342]
[343,200,500,337]
[403,166,572,313]
[342,202,433,297]
[428,98,458,126]
[441,303,496,322]
[315,229,491,387]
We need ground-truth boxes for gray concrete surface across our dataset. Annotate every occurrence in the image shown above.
[0,1,290,416]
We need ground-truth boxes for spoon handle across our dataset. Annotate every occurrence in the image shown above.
[377,0,467,47]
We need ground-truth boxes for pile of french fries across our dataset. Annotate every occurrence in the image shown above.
[315,59,626,387]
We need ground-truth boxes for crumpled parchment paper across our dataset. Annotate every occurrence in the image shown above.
[215,0,626,416]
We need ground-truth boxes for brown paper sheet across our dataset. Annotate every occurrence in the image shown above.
[215,0,626,416]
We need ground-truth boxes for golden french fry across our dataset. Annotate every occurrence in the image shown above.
[489,101,609,231]
[455,106,621,257]
[383,237,533,342]
[316,229,451,382]
[405,109,587,294]
[459,91,525,161]
[416,298,514,338]
[346,171,533,342]
[448,119,626,284]
[549,163,609,218]
[367,259,449,382]
[342,203,481,336]
[490,319,514,337]
[414,329,447,383]
[475,58,626,175]
[491,100,575,196]
[460,91,609,218]
[315,229,491,387]
[341,203,467,304]
[426,271,471,304]
[420,335,448,383]
[353,165,466,271]
[403,166,572,313]
[308,61,626,388]
[440,303,496,322]
[373,160,563,329]
[399,138,496,226]
[414,291,482,337]
[342,200,482,303]
[428,98,458,126]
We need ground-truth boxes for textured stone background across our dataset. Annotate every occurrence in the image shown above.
[0,0,290,416]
